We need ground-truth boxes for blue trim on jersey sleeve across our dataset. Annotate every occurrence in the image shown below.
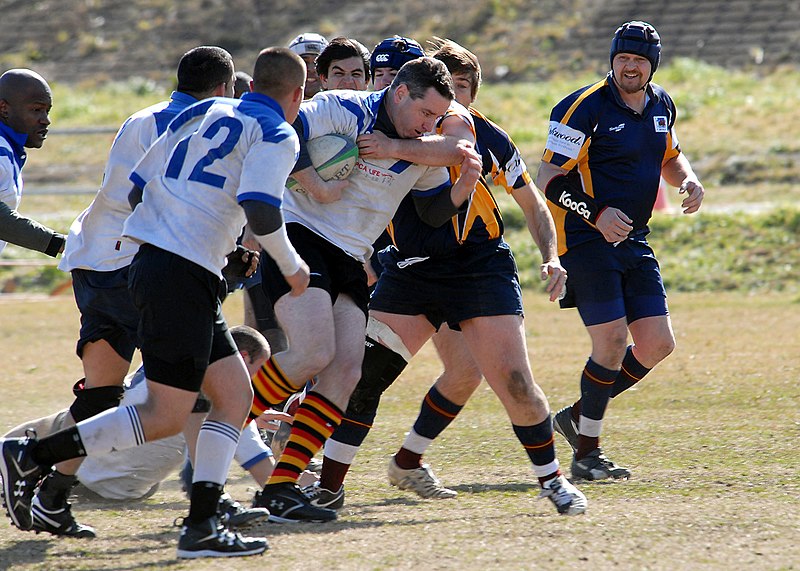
[260,123,294,144]
[238,92,294,144]
[129,171,147,189]
[411,180,450,197]
[340,99,366,133]
[238,191,282,208]
[389,160,412,174]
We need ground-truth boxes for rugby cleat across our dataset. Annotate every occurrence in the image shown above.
[302,481,345,510]
[253,483,336,523]
[387,457,457,499]
[0,433,45,531]
[571,448,631,481]
[31,496,96,538]
[552,405,579,451]
[218,493,270,529]
[31,471,95,538]
[176,515,268,559]
[538,474,587,516]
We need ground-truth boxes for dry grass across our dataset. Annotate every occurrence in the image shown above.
[0,291,798,570]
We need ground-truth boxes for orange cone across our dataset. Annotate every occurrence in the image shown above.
[654,177,671,212]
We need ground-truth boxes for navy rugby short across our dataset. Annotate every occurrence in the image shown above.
[559,236,668,326]
[370,238,524,331]
[260,222,370,318]
[128,244,236,392]
[72,267,139,361]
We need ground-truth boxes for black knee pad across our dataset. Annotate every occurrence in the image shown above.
[69,379,125,422]
[346,336,408,416]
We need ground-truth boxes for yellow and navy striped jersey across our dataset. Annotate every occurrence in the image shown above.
[542,72,681,254]
[387,105,531,257]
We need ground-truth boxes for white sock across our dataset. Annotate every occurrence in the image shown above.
[401,429,433,455]
[324,438,360,464]
[76,405,145,456]
[578,415,603,438]
[193,420,240,485]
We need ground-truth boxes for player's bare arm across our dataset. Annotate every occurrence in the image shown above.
[290,166,348,204]
[511,181,567,302]
[662,152,704,214]
[356,119,472,166]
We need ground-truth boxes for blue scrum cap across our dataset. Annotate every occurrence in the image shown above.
[369,36,425,79]
[610,21,661,80]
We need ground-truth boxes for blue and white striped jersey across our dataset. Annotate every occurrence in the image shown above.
[59,92,198,271]
[124,92,298,277]
[287,89,452,261]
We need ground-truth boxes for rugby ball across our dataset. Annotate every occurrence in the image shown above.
[287,133,358,193]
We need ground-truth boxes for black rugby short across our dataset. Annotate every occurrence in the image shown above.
[128,244,237,392]
[370,238,524,331]
[260,223,369,318]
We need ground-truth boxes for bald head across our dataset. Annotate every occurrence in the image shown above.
[253,48,306,99]
[0,69,51,105]
[0,69,52,148]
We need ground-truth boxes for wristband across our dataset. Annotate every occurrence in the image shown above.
[544,174,604,224]
[45,233,66,257]
[255,225,303,277]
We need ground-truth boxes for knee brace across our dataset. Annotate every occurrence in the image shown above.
[346,332,409,417]
[69,379,124,422]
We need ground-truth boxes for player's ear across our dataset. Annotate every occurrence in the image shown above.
[393,83,408,103]
[212,81,227,97]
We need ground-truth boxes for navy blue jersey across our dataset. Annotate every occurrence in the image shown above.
[542,72,681,254]
[388,106,531,258]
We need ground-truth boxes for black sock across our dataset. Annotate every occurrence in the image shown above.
[31,427,86,467]
[188,482,224,524]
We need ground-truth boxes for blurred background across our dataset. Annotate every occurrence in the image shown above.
[0,0,798,295]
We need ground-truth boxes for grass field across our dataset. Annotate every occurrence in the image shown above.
[0,56,797,570]
[0,290,797,570]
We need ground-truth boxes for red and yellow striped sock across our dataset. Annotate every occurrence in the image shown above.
[267,392,343,486]
[250,356,298,420]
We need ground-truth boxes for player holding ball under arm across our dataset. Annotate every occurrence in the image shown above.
[535,21,704,481]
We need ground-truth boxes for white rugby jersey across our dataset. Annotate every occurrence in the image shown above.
[287,89,452,261]
[0,123,28,255]
[123,93,298,277]
[59,92,198,272]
